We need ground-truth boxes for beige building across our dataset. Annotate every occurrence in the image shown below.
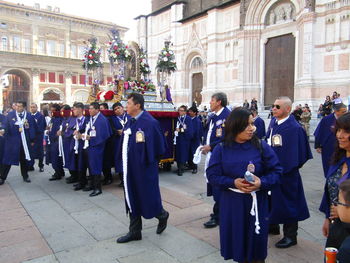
[0,0,127,110]
[136,0,350,109]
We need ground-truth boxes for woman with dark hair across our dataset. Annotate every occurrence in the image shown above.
[323,95,333,116]
[320,112,350,249]
[207,107,282,263]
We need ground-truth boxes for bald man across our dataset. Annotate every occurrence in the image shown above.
[266,97,313,248]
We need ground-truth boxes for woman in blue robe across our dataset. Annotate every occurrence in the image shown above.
[174,105,193,176]
[252,109,266,139]
[314,103,348,177]
[207,107,282,263]
[319,112,350,249]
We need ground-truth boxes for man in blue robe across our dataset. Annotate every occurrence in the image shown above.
[174,105,193,176]
[99,103,113,185]
[83,102,111,197]
[71,103,90,191]
[314,102,347,177]
[46,104,65,181]
[187,105,203,174]
[252,109,266,139]
[110,102,130,187]
[202,92,231,228]
[28,103,46,172]
[266,96,312,248]
[116,93,169,243]
[0,101,36,185]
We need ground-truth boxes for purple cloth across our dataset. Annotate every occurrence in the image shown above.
[166,86,172,102]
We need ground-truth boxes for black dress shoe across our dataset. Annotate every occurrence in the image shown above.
[89,190,102,197]
[49,176,61,181]
[116,232,142,243]
[28,167,35,171]
[74,184,84,191]
[83,185,93,192]
[0,178,5,185]
[203,218,219,228]
[192,168,198,174]
[39,167,44,172]
[275,237,297,248]
[156,211,169,234]
[23,178,31,183]
[103,179,113,185]
[66,177,78,184]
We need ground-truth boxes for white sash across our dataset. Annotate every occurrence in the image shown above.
[15,111,31,161]
[58,125,65,166]
[74,117,84,154]
[122,128,132,213]
[82,122,90,149]
[228,188,260,234]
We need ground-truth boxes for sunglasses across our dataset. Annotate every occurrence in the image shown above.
[272,104,281,109]
[333,200,350,207]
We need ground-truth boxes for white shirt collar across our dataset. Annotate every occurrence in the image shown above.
[276,115,289,125]
[215,107,224,116]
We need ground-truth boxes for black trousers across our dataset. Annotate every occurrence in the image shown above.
[129,209,168,234]
[77,150,89,186]
[212,201,219,222]
[1,146,29,180]
[270,222,298,239]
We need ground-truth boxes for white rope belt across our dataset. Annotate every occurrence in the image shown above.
[83,123,90,150]
[228,188,260,234]
[122,128,132,213]
[58,125,65,166]
[20,124,31,161]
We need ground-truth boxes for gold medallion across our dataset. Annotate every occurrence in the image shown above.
[272,134,282,147]
[136,130,145,143]
[19,127,23,133]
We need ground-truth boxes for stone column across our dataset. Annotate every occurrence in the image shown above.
[32,68,40,105]
[65,71,73,105]
[206,8,218,96]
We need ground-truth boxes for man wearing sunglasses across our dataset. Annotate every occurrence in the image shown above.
[266,97,313,248]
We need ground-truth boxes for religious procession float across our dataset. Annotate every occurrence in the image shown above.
[79,30,178,169]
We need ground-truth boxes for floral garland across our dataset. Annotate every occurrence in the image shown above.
[107,30,131,62]
[124,80,155,94]
[82,38,103,71]
[156,41,177,73]
[139,48,151,77]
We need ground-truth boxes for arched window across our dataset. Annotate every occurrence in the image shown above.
[190,57,203,70]
[1,36,8,51]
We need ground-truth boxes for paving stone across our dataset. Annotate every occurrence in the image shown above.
[55,237,156,263]
[0,213,33,232]
[70,207,127,241]
[0,194,22,212]
[144,225,217,263]
[160,187,203,209]
[0,238,52,263]
[47,192,97,214]
[177,218,220,249]
[169,203,212,226]
[118,249,180,263]
[190,251,223,263]
[23,255,59,263]
[22,199,96,253]
[0,225,43,247]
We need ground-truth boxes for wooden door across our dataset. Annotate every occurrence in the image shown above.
[192,73,203,106]
[264,34,295,106]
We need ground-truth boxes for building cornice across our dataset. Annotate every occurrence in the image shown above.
[134,0,186,20]
[0,0,128,32]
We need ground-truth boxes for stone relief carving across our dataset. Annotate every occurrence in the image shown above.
[266,2,296,26]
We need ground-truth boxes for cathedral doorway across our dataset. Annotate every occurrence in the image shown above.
[189,56,204,106]
[264,33,295,105]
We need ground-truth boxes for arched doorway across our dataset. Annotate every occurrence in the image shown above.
[1,69,31,109]
[189,57,204,106]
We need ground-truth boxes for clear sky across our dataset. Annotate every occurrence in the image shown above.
[7,0,151,41]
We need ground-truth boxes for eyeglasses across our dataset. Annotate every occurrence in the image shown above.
[333,200,350,207]
[272,104,281,109]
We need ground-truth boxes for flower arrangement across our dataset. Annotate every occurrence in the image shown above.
[124,80,156,94]
[107,29,131,62]
[97,90,114,102]
[139,48,151,76]
[156,41,177,73]
[82,38,103,71]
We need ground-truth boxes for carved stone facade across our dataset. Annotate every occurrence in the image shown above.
[0,1,127,109]
[136,0,350,109]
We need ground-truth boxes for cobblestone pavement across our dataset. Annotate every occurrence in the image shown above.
[0,144,325,263]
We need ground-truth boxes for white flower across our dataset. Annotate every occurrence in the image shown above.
[88,60,93,64]
[163,51,167,55]
[163,57,168,62]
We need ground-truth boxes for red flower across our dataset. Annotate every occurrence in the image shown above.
[109,42,112,45]
[105,90,114,100]
[141,91,145,94]
[126,45,128,49]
